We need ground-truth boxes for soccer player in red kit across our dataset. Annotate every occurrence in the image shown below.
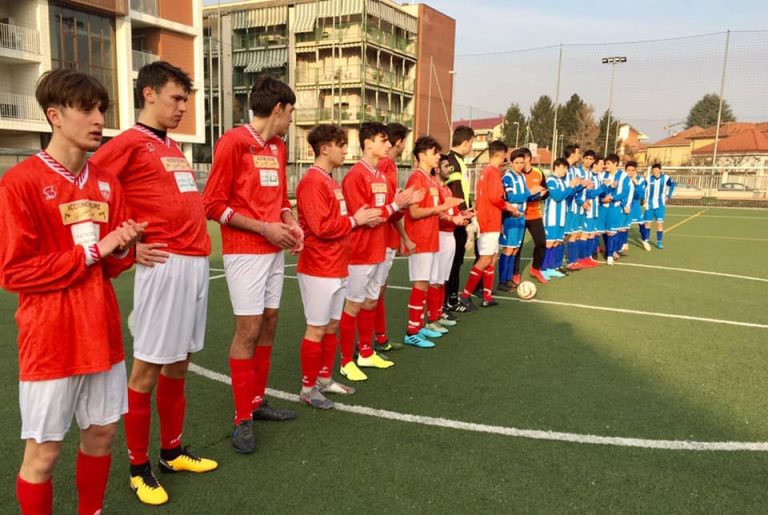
[91,61,217,505]
[403,137,465,348]
[0,70,144,515]
[459,140,516,309]
[338,122,422,382]
[203,77,302,454]
[372,122,414,353]
[295,124,384,408]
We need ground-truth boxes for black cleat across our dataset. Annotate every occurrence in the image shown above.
[232,420,256,454]
[497,283,514,292]
[557,266,571,276]
[252,400,296,422]
[481,298,498,308]
[453,298,477,313]
[440,311,458,322]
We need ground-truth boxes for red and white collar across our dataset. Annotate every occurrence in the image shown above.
[132,123,171,147]
[36,151,90,190]
[358,159,380,178]
[244,124,268,149]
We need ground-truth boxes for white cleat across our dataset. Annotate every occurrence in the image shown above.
[607,256,615,266]
[642,240,651,251]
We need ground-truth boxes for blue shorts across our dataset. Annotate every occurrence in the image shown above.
[630,201,643,224]
[565,212,586,234]
[644,206,665,222]
[621,209,632,229]
[606,205,625,232]
[600,204,611,232]
[585,217,600,234]
[499,218,525,248]
[545,224,565,242]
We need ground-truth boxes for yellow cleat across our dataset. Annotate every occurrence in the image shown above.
[159,447,218,474]
[130,469,169,506]
[340,361,368,381]
[357,352,394,369]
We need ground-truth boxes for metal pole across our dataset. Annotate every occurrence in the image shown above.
[614,119,621,153]
[604,62,616,156]
[217,7,223,139]
[427,55,432,134]
[550,44,563,166]
[515,122,519,148]
[208,34,214,158]
[712,30,731,169]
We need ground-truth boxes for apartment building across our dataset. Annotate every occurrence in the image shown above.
[203,0,455,165]
[0,0,204,160]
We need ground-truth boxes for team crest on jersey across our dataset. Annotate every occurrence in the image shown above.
[146,142,156,153]
[98,181,111,200]
[270,144,278,156]
[42,185,57,200]
[249,145,257,154]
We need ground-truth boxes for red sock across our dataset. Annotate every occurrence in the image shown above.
[426,286,443,323]
[300,338,322,387]
[482,266,495,301]
[461,266,483,299]
[76,451,111,515]
[251,346,272,410]
[437,285,445,319]
[157,375,185,450]
[229,357,254,424]
[406,287,427,335]
[356,307,376,358]
[339,311,357,366]
[124,388,151,465]
[374,291,387,341]
[318,332,338,379]
[17,476,52,515]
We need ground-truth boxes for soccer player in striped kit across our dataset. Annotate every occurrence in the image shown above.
[584,155,607,262]
[563,144,589,271]
[542,158,580,278]
[1,69,144,515]
[203,77,303,454]
[624,160,646,254]
[642,163,676,249]
[92,61,217,504]
[295,125,384,409]
[599,154,632,265]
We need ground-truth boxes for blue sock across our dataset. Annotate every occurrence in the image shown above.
[607,234,615,255]
[557,245,565,268]
[657,230,663,242]
[591,238,598,256]
[602,234,609,256]
[498,254,509,285]
[578,240,587,259]
[567,241,577,264]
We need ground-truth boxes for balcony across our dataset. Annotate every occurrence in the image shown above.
[132,49,159,72]
[65,0,128,15]
[130,0,158,17]
[295,66,363,86]
[293,106,412,127]
[0,22,40,60]
[0,92,45,123]
[365,28,416,57]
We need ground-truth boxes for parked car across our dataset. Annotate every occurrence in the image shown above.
[674,182,701,191]
[718,182,753,191]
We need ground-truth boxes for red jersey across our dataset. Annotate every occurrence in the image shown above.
[0,153,134,381]
[438,182,457,232]
[404,169,440,254]
[341,160,397,265]
[377,156,403,249]
[296,166,355,278]
[91,124,211,256]
[202,125,292,255]
[476,165,506,232]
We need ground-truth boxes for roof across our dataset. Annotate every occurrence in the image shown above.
[691,129,768,155]
[647,126,704,148]
[452,116,503,132]
[689,122,764,140]
[530,147,552,165]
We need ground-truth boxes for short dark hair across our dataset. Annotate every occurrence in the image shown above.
[583,149,596,158]
[36,69,109,123]
[439,153,451,163]
[359,122,388,148]
[488,140,508,157]
[509,149,526,161]
[651,163,662,170]
[563,144,580,159]
[307,124,348,156]
[518,147,532,158]
[451,125,475,147]
[594,155,604,162]
[387,123,409,146]
[413,136,442,159]
[136,61,192,108]
[605,153,620,165]
[249,76,296,117]
[625,160,638,168]
[553,157,569,168]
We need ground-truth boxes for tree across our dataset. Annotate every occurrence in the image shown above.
[685,94,735,129]
[558,93,586,143]
[573,103,599,150]
[502,103,526,148]
[595,109,619,155]
[528,95,555,149]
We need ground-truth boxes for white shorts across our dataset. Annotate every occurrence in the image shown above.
[298,274,348,326]
[347,262,386,302]
[133,254,209,364]
[437,231,456,283]
[477,232,501,256]
[408,252,439,283]
[224,252,285,316]
[376,247,397,286]
[19,362,127,443]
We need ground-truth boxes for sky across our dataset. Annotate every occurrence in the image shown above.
[202,0,768,141]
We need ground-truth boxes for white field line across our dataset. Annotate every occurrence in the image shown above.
[187,363,768,452]
[671,234,768,242]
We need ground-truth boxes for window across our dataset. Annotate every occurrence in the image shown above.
[50,5,118,128]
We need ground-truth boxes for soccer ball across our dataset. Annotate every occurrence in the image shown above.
[517,281,537,300]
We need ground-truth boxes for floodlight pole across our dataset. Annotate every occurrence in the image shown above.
[712,30,731,168]
[602,56,626,156]
[514,121,520,148]
[550,44,563,167]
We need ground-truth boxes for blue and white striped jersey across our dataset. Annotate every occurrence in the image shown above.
[631,175,647,203]
[544,175,574,227]
[599,169,631,206]
[567,164,587,213]
[645,174,676,209]
[502,170,529,212]
[585,172,604,218]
